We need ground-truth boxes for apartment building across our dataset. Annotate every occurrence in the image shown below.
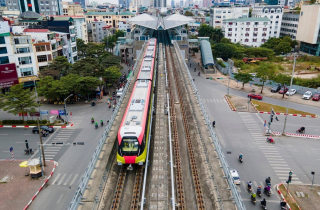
[85,11,135,28]
[280,11,299,40]
[296,5,320,56]
[63,2,84,16]
[222,17,271,47]
[5,0,63,15]
[251,5,283,38]
[210,6,249,29]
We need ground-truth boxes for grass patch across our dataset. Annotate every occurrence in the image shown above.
[279,184,300,210]
[252,100,315,115]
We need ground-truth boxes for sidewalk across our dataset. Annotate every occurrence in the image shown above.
[0,160,54,210]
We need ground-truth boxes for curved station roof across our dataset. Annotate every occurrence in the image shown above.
[127,13,195,30]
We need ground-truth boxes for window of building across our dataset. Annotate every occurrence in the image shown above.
[246,28,250,31]
[72,47,77,52]
[0,56,9,64]
[51,44,56,50]
[262,39,266,42]
[254,28,258,31]
[228,33,232,37]
[37,55,48,62]
[36,45,46,52]
[253,39,257,42]
[246,22,250,25]
[45,1,49,4]
[262,33,266,37]
[245,33,249,37]
[228,28,232,31]
[263,28,267,31]
[18,56,32,65]
[40,1,44,4]
[46,7,50,10]
[271,9,275,13]
[245,39,249,42]
[71,37,76,42]
[276,15,279,19]
[20,67,33,77]
[0,47,7,54]
[73,56,78,61]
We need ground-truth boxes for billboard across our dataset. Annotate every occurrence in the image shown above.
[0,63,19,88]
[0,21,10,36]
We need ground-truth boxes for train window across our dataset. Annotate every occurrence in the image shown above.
[120,138,140,155]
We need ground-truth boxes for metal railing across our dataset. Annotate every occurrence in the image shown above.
[68,42,147,210]
[173,41,246,210]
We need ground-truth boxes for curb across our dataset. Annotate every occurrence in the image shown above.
[23,160,58,210]
[272,131,320,139]
[277,183,302,210]
[250,101,259,112]
[258,111,318,118]
[0,123,73,129]
[224,95,237,111]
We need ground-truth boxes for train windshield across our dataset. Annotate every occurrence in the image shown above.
[119,137,140,156]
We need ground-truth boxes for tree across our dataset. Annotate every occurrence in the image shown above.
[99,53,122,69]
[114,30,125,39]
[105,65,122,86]
[42,56,72,79]
[274,74,291,98]
[184,11,194,16]
[76,38,86,58]
[37,76,59,100]
[290,40,298,49]
[256,63,276,93]
[102,36,116,52]
[244,47,275,59]
[211,28,224,43]
[189,35,198,39]
[234,73,253,89]
[71,57,105,77]
[84,43,105,58]
[275,42,292,55]
[212,43,234,61]
[220,38,231,44]
[0,83,38,121]
[198,24,214,37]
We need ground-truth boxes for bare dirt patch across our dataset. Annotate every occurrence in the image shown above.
[228,95,258,113]
[0,160,54,210]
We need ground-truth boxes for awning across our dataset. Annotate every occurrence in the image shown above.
[18,76,39,83]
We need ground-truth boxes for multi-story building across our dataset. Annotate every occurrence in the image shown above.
[89,20,107,43]
[153,0,166,7]
[73,0,85,8]
[251,5,283,38]
[85,11,135,28]
[5,0,63,16]
[210,6,249,28]
[63,2,84,16]
[280,11,299,40]
[72,16,88,43]
[296,4,320,56]
[222,17,271,47]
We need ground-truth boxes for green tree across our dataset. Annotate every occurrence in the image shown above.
[184,11,194,16]
[71,57,105,77]
[105,65,122,86]
[189,35,198,39]
[42,56,72,79]
[212,43,234,61]
[290,40,298,49]
[84,43,105,58]
[282,35,292,44]
[275,42,292,54]
[256,63,276,93]
[99,53,122,69]
[198,24,214,37]
[211,28,224,43]
[220,37,231,44]
[114,30,125,38]
[234,73,253,89]
[0,84,38,121]
[37,76,58,100]
[102,36,116,52]
[76,38,86,58]
[274,74,291,98]
[244,47,275,59]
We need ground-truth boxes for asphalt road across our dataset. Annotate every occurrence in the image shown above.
[189,59,320,210]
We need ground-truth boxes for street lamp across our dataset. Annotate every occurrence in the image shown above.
[64,94,73,124]
[282,54,296,135]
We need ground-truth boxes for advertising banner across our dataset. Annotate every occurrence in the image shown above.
[50,110,59,115]
[0,63,19,88]
[19,112,28,116]
[58,110,66,115]
[29,112,40,117]
[40,110,49,115]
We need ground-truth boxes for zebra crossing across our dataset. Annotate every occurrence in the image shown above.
[44,129,76,160]
[239,112,302,185]
[51,173,81,186]
[202,98,227,103]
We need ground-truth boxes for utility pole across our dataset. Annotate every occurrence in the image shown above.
[64,94,73,124]
[311,171,315,189]
[37,117,45,166]
[282,54,296,135]
[38,144,44,177]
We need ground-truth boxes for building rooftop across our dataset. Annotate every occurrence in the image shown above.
[200,40,214,66]
[19,11,42,19]
[23,29,50,33]
[223,17,270,22]
[85,12,117,15]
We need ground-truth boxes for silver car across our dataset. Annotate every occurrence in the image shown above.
[302,91,313,100]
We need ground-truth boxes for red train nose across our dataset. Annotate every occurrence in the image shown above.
[124,156,137,164]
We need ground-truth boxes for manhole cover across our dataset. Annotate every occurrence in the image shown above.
[227,151,232,154]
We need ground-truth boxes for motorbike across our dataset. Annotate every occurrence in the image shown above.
[297,127,305,133]
[266,137,275,144]
[247,185,252,192]
[239,157,243,163]
[264,188,271,196]
[91,102,96,107]
[108,104,111,109]
[101,122,103,127]
[91,119,94,124]
[194,68,196,72]
[265,177,271,186]
[280,201,287,210]
[95,124,98,129]
[251,196,256,204]
[198,72,200,76]
[24,148,34,155]
[261,204,267,210]
[257,190,261,197]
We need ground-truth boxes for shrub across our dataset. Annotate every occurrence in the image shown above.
[41,119,48,124]
[1,120,24,125]
[235,60,245,68]
[217,60,226,68]
[26,120,36,124]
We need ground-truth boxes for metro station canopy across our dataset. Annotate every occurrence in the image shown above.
[127,13,195,30]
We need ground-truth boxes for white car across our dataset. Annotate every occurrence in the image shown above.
[302,91,313,100]
[230,169,241,185]
[116,88,123,97]
[286,89,297,96]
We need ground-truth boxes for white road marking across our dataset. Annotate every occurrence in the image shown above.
[63,174,73,185]
[279,177,299,180]
[44,150,59,152]
[24,134,33,135]
[44,154,56,156]
[268,161,287,163]
[15,142,25,143]
[45,157,53,160]
[271,164,289,166]
[273,167,291,170]
[44,152,58,154]
[57,194,63,203]
[58,174,67,185]
[2,151,10,153]
[52,173,61,184]
[69,174,79,185]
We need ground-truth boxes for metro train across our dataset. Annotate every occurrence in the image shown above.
[117,38,157,168]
